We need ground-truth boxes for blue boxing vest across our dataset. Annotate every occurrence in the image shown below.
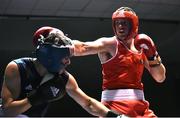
[13,57,69,116]
[13,57,48,116]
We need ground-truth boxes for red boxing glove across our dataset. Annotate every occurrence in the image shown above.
[33,26,62,47]
[134,34,157,59]
[33,26,54,47]
[134,34,161,67]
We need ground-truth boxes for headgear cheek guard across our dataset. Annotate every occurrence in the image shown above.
[36,43,70,73]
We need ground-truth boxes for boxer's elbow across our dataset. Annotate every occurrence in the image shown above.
[154,74,166,83]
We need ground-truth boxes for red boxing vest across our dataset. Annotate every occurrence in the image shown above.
[102,40,146,90]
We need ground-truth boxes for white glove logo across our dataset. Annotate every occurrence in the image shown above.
[140,44,149,50]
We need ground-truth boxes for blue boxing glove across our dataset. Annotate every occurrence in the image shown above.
[27,74,66,106]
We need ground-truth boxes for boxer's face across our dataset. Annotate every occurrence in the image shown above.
[58,57,70,73]
[62,57,71,67]
[114,19,131,40]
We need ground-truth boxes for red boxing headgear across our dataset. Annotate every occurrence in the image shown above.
[33,26,64,47]
[112,7,139,40]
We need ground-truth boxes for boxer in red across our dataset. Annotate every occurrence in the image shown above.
[69,7,166,117]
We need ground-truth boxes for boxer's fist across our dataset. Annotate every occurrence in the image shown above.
[33,26,55,46]
[134,34,161,67]
[134,34,158,59]
[33,26,63,47]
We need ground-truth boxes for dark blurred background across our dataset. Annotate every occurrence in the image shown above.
[0,0,180,117]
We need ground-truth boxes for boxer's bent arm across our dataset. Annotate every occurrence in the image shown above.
[149,63,166,83]
[66,72,109,117]
[144,59,166,83]
[1,62,31,116]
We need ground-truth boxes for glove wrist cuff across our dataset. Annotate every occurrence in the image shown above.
[69,45,75,56]
[148,55,162,67]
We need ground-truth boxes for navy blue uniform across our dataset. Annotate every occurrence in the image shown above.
[13,57,68,117]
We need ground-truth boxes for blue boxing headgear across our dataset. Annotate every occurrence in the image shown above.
[36,43,70,73]
[34,27,72,73]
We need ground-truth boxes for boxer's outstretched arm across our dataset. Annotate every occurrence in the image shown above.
[65,72,125,117]
[70,37,115,56]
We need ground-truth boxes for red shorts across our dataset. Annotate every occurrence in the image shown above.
[102,100,157,117]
